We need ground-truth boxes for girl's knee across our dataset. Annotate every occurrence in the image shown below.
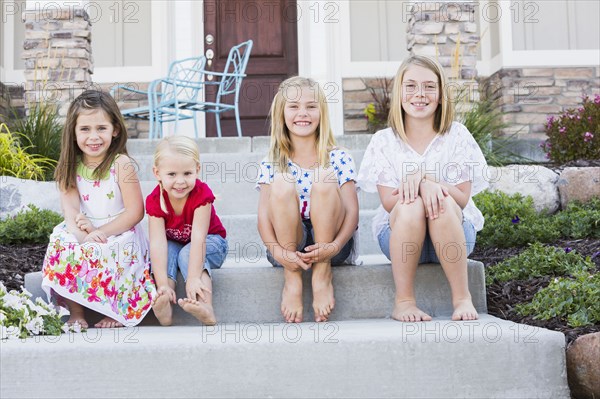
[312,167,339,196]
[390,197,425,226]
[270,173,297,200]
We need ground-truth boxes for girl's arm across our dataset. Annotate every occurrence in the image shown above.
[60,188,88,243]
[257,184,309,270]
[95,155,145,238]
[378,185,401,213]
[186,204,213,301]
[435,180,471,209]
[148,215,170,288]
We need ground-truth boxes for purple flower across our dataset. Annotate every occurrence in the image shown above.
[584,132,594,142]
[559,127,566,134]
[594,94,600,104]
[564,247,572,253]
[592,251,600,259]
[589,117,593,122]
[545,152,550,159]
[511,215,520,224]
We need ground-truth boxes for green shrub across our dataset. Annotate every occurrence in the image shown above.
[0,124,56,180]
[542,94,600,163]
[485,242,595,285]
[474,191,560,248]
[516,271,600,327]
[554,198,600,239]
[0,204,62,244]
[9,103,62,180]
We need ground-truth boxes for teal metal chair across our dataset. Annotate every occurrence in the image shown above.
[110,56,206,138]
[155,40,253,137]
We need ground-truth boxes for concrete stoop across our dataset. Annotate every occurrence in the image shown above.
[2,262,570,398]
[0,317,568,398]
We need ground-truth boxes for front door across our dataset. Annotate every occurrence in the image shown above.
[203,0,299,137]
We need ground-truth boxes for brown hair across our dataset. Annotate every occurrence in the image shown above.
[54,90,130,191]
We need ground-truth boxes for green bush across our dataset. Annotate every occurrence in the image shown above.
[542,94,600,163]
[9,103,62,180]
[0,124,56,180]
[554,198,600,239]
[486,242,595,285]
[474,191,560,248]
[516,272,600,327]
[0,204,62,244]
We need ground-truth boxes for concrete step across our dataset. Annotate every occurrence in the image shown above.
[0,316,569,398]
[24,261,487,325]
[125,134,374,157]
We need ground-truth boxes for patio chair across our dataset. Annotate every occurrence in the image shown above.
[110,55,206,139]
[155,40,253,137]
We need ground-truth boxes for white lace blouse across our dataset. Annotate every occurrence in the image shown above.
[357,121,489,239]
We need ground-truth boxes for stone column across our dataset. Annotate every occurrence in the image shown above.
[406,1,480,109]
[22,3,93,117]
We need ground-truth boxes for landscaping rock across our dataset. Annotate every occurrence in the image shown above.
[566,332,600,399]
[557,167,600,209]
[0,176,61,219]
[487,165,560,213]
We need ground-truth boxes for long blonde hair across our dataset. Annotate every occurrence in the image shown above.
[388,55,455,141]
[153,136,200,214]
[54,90,130,191]
[267,76,336,172]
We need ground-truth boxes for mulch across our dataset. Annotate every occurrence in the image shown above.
[1,239,599,345]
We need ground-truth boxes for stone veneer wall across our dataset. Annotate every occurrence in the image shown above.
[21,8,92,118]
[97,82,151,139]
[483,67,600,138]
[0,82,25,124]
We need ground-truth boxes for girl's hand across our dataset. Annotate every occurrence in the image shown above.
[83,230,108,243]
[275,248,311,271]
[75,213,94,233]
[419,180,449,219]
[298,242,339,264]
[156,285,177,304]
[185,276,212,303]
[393,173,422,204]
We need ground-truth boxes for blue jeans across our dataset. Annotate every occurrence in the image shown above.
[167,234,228,281]
[377,219,476,264]
[266,219,354,267]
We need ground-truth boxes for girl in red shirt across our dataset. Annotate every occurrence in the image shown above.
[146,136,227,326]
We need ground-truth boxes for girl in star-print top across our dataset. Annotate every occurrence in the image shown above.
[146,136,227,326]
[256,76,359,324]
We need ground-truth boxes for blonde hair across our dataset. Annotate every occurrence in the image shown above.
[388,55,455,141]
[267,76,336,172]
[153,136,200,214]
[55,90,130,192]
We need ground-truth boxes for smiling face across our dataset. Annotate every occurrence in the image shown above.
[283,85,321,139]
[400,65,440,123]
[153,151,199,202]
[75,108,118,165]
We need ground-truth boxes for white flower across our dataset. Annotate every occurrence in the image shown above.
[0,281,6,295]
[0,312,6,322]
[57,306,70,318]
[1,325,20,339]
[3,293,22,308]
[72,322,82,333]
[20,286,33,298]
[25,317,43,335]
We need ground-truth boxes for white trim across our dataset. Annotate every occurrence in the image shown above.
[502,50,600,68]
[92,1,169,83]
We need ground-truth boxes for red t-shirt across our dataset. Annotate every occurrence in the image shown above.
[146,180,226,243]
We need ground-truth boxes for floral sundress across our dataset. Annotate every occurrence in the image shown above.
[42,159,156,326]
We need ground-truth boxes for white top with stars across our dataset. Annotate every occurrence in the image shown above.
[256,148,357,220]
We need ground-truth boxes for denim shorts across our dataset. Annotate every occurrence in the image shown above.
[166,234,228,281]
[377,219,476,264]
[266,219,354,267]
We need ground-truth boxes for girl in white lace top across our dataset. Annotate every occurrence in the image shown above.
[357,55,489,323]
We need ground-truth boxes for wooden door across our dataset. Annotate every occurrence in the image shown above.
[203,0,298,137]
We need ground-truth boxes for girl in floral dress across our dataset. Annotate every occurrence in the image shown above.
[42,90,155,329]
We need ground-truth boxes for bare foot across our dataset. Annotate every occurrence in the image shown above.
[452,298,479,321]
[66,316,88,330]
[312,265,334,322]
[152,292,173,326]
[178,298,216,326]
[95,317,124,328]
[392,300,432,322]
[281,271,303,323]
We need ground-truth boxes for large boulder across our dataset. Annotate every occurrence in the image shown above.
[486,165,560,213]
[567,332,600,399]
[557,167,600,209]
[0,176,61,219]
